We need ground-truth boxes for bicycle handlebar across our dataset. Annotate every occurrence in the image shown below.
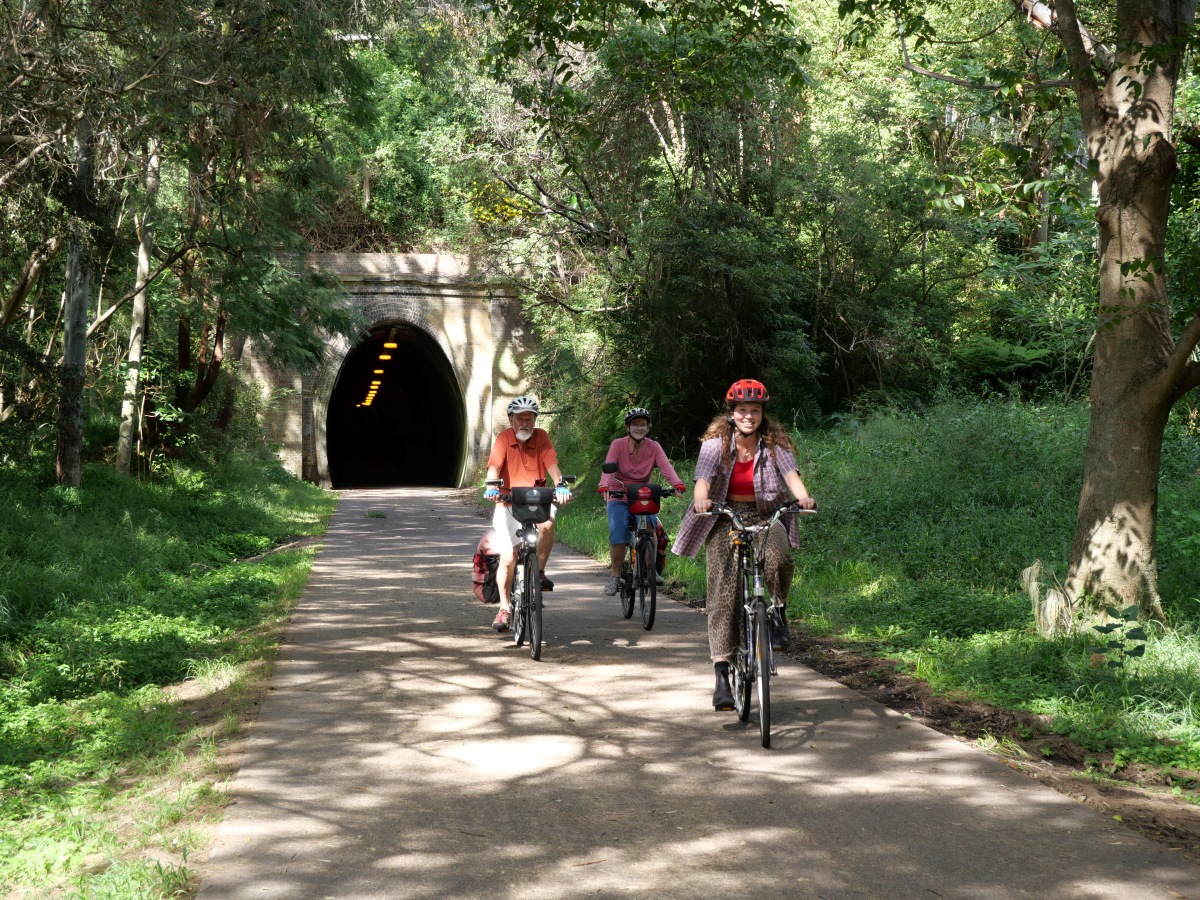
[698,498,816,533]
[485,476,576,504]
[598,475,679,501]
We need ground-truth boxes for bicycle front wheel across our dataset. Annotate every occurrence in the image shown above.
[512,555,527,648]
[755,604,772,747]
[733,579,751,721]
[619,559,634,619]
[638,534,656,630]
[527,553,543,660]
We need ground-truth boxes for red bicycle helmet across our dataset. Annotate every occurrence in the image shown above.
[726,379,770,403]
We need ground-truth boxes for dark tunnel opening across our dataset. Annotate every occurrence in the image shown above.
[326,325,465,488]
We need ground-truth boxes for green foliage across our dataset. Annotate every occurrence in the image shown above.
[1091,604,1148,670]
[610,198,821,441]
[0,332,62,465]
[952,335,1054,382]
[0,458,335,831]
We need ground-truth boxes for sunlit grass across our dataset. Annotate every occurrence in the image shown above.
[0,456,334,896]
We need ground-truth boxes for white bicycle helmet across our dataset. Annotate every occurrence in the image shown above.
[624,407,652,426]
[507,395,540,415]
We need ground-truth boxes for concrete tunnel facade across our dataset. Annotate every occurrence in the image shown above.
[242,254,533,489]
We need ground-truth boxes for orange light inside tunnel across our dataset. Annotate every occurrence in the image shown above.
[383,342,398,349]
[378,354,392,361]
[373,369,384,374]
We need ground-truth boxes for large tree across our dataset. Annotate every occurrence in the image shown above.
[2,0,368,469]
[1055,0,1200,623]
[839,0,1200,625]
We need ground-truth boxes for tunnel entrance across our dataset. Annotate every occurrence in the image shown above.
[326,325,466,488]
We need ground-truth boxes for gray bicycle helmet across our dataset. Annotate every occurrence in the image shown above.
[623,407,652,426]
[507,395,540,415]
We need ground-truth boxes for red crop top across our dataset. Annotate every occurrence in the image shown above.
[729,459,755,496]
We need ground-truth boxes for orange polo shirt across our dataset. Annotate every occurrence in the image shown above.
[487,427,558,489]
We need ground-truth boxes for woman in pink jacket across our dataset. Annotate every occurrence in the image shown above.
[597,407,686,596]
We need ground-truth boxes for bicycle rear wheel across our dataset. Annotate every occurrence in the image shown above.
[527,553,543,660]
[619,559,634,619]
[638,534,656,630]
[755,604,772,747]
[732,645,751,722]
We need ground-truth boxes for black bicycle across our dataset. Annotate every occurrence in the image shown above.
[702,499,815,747]
[486,477,574,660]
[601,462,676,630]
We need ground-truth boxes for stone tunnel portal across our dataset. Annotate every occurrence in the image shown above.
[326,325,466,488]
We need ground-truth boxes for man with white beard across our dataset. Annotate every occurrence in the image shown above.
[482,396,571,632]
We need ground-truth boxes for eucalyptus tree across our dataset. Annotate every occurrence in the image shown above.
[840,0,1200,625]
[2,0,369,473]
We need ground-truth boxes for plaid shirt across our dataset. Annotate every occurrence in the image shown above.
[670,434,801,558]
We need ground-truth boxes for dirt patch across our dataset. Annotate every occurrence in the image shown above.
[787,633,1200,865]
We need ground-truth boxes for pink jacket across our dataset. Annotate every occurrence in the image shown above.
[598,436,684,491]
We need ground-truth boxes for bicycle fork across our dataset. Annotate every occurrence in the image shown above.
[748,568,777,677]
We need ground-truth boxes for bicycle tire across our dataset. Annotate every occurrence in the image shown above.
[528,553,543,660]
[638,534,656,630]
[732,645,750,721]
[512,552,527,648]
[619,559,634,619]
[755,603,772,748]
[733,576,751,721]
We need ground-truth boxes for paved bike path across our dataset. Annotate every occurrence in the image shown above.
[197,488,1200,899]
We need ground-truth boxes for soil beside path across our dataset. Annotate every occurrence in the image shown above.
[196,488,1200,899]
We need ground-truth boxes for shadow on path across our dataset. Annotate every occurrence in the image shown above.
[197,488,1200,899]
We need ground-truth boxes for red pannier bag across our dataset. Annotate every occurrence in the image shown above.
[472,528,501,604]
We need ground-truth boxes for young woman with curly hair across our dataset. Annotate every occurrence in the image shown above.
[671,379,816,710]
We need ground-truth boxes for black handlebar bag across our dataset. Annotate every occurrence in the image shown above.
[510,486,554,523]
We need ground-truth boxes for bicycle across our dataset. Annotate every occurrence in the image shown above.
[600,461,677,630]
[485,477,575,660]
[701,499,815,748]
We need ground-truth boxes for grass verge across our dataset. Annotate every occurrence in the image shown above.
[0,455,336,898]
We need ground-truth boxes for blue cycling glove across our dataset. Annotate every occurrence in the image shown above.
[483,487,500,501]
[554,486,571,504]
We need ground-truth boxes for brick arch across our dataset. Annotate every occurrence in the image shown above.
[243,254,531,489]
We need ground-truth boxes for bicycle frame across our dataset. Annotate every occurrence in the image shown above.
[602,474,675,630]
[702,499,813,747]
[486,477,575,660]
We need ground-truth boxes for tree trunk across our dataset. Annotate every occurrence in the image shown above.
[1054,0,1198,625]
[214,333,246,431]
[55,116,94,488]
[117,141,161,476]
[1,235,64,329]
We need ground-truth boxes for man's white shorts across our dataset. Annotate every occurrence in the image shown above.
[492,501,557,553]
